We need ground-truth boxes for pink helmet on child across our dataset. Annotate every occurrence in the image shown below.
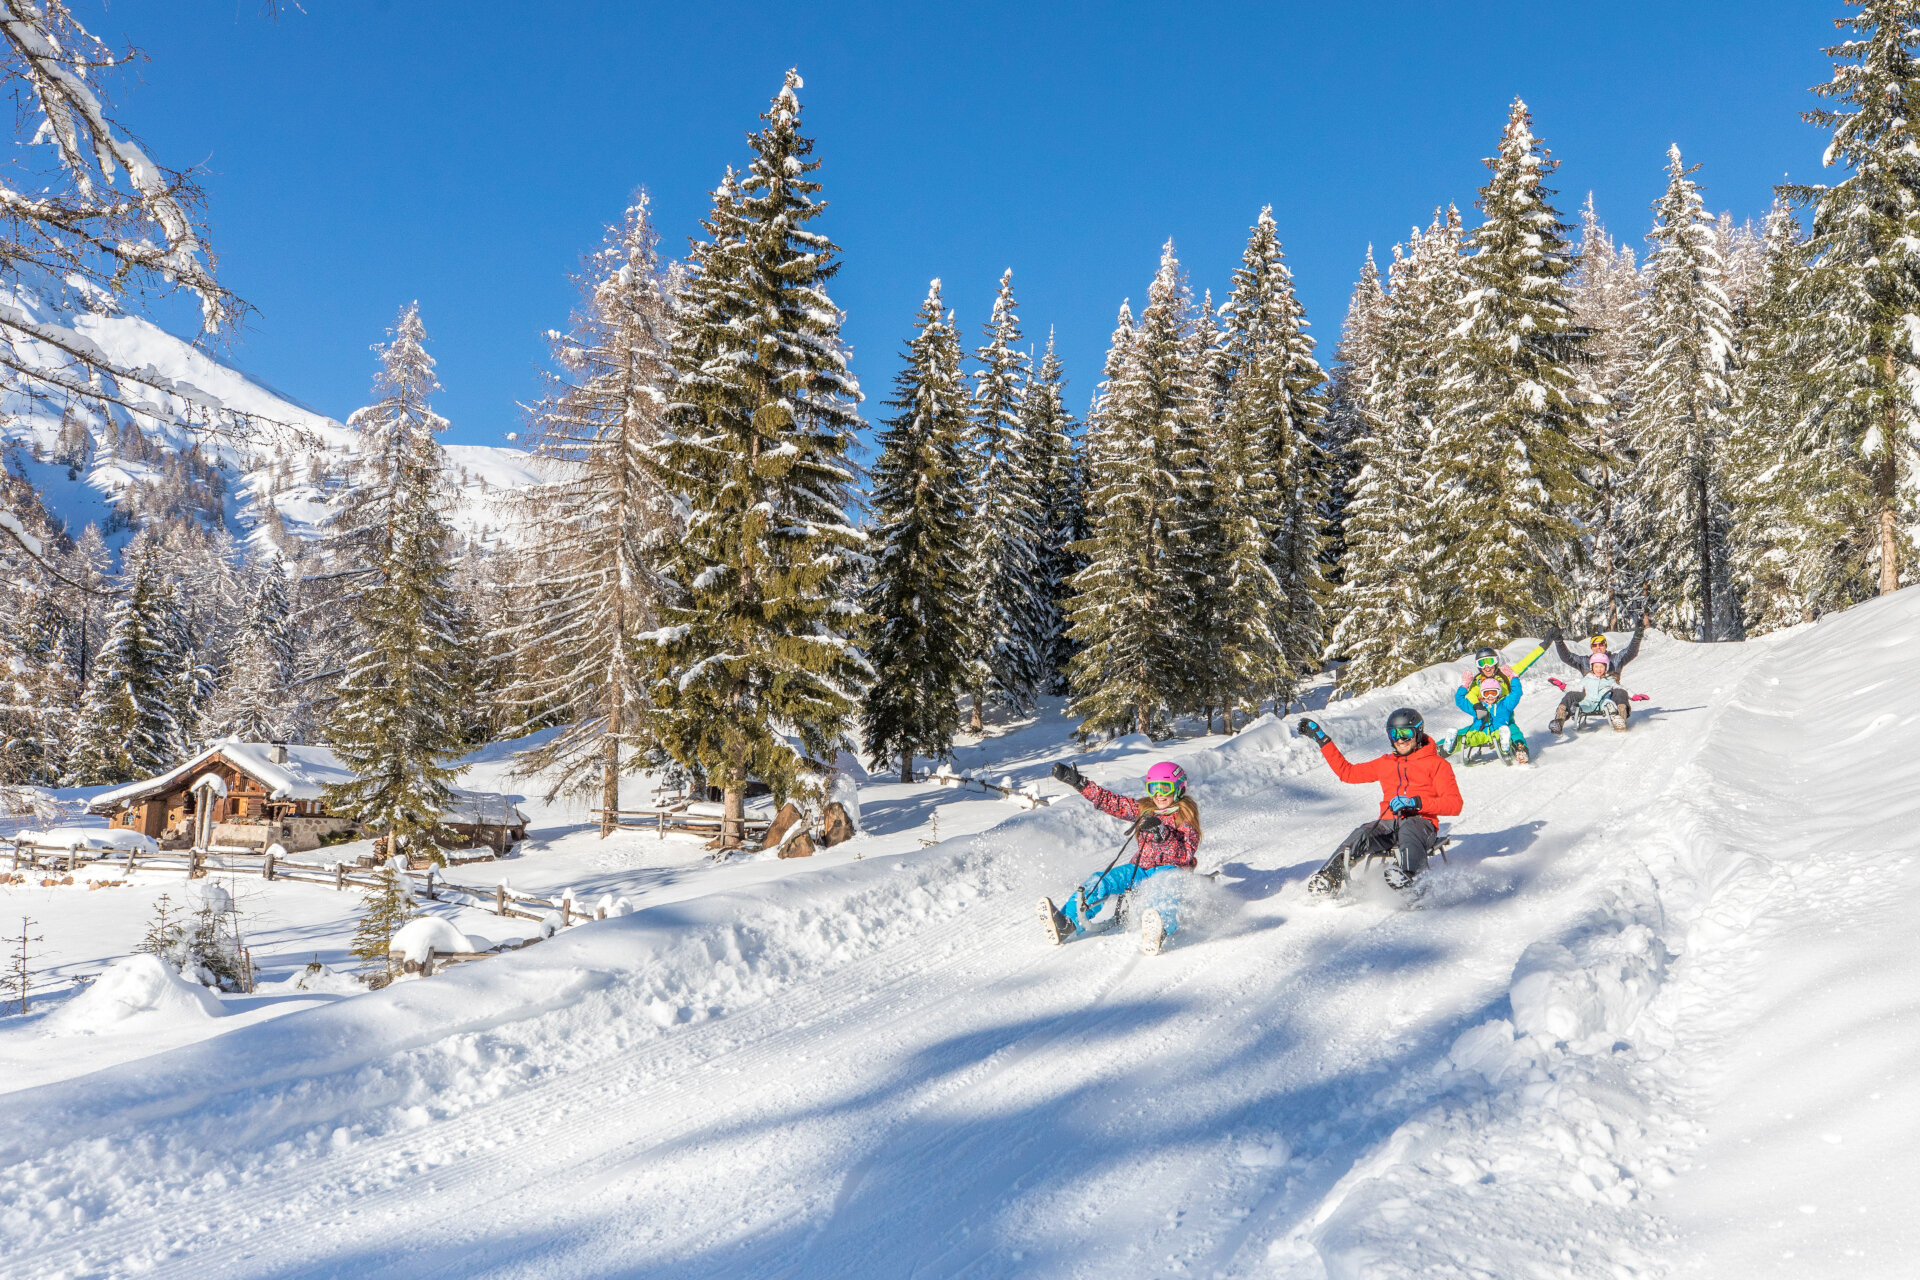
[1145,761,1187,797]
[1588,651,1612,670]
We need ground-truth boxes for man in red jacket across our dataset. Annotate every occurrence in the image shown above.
[1297,707,1462,895]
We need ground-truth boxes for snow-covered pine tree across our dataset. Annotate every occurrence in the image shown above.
[1627,146,1737,640]
[1220,208,1330,707]
[1068,245,1205,737]
[0,473,77,784]
[350,865,417,982]
[1020,333,1081,696]
[68,531,183,784]
[1328,216,1466,689]
[648,72,870,846]
[1790,0,1920,594]
[1180,290,1232,727]
[1322,248,1388,581]
[508,193,678,834]
[1197,300,1288,729]
[198,563,301,743]
[322,303,470,862]
[860,282,975,781]
[1428,103,1595,654]
[964,269,1046,721]
[1726,204,1879,628]
[1567,197,1647,627]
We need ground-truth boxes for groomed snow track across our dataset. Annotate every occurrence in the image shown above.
[6,599,1920,1278]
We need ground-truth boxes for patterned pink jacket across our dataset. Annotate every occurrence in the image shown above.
[1079,781,1200,871]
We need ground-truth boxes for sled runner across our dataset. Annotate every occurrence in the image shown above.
[1449,727,1512,766]
[1312,822,1453,896]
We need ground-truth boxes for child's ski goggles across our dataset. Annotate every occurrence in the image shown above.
[1145,779,1181,797]
[1476,655,1500,668]
[1389,724,1420,741]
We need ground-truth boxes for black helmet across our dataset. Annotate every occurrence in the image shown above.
[1386,707,1425,744]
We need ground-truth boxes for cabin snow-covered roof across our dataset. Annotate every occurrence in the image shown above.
[88,740,357,812]
[444,789,530,827]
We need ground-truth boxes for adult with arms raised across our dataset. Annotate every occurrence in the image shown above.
[1296,708,1462,896]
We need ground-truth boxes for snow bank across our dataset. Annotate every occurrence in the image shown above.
[45,955,223,1035]
[14,825,156,853]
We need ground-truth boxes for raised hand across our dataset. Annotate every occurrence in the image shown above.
[1050,761,1086,790]
[1297,718,1330,746]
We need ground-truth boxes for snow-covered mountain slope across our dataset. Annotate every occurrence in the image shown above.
[0,277,540,553]
[4,595,1920,1278]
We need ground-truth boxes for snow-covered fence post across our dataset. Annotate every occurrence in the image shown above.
[495,882,508,917]
[262,849,275,882]
[334,862,346,892]
[423,867,436,901]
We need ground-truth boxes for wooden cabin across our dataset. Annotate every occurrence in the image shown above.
[88,741,360,851]
[87,741,534,854]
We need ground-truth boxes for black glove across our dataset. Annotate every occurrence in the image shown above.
[1544,625,1563,644]
[1050,761,1086,790]
[1297,717,1330,746]
[1136,813,1164,836]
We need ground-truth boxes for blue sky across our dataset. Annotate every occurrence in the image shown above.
[111,1,1836,450]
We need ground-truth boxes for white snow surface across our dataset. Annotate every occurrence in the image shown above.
[13,825,155,853]
[3,597,1920,1276]
[389,917,490,964]
[44,954,224,1036]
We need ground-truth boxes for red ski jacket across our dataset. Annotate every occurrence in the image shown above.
[1078,781,1200,870]
[1318,739,1462,828]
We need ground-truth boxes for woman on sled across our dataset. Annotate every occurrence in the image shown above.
[1041,760,1199,955]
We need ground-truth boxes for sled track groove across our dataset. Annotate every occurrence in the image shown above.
[6,902,1058,1280]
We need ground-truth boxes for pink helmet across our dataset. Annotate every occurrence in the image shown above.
[1588,651,1612,669]
[1145,761,1187,795]
[1478,678,1504,700]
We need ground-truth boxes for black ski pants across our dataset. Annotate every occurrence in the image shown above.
[1317,817,1440,884]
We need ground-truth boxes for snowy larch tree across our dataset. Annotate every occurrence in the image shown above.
[1628,145,1737,640]
[1791,0,1920,594]
[508,193,679,835]
[1428,102,1595,655]
[197,563,301,744]
[965,269,1046,722]
[648,71,870,848]
[321,303,471,863]
[859,282,975,781]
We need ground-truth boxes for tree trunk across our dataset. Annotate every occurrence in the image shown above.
[1695,467,1713,642]
[1881,354,1902,595]
[900,751,913,785]
[599,695,620,839]
[722,787,745,850]
[1135,704,1150,737]
[968,691,984,734]
[1224,704,1236,734]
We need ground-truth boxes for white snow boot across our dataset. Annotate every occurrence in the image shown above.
[1140,907,1168,955]
[1039,897,1073,945]
[1609,705,1629,732]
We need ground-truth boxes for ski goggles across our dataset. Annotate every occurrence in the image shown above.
[1388,724,1421,742]
[1476,655,1500,669]
[1145,779,1181,797]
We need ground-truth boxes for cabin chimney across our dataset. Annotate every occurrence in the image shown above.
[270,742,288,764]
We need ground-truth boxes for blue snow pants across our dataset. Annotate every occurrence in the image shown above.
[1064,861,1187,934]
